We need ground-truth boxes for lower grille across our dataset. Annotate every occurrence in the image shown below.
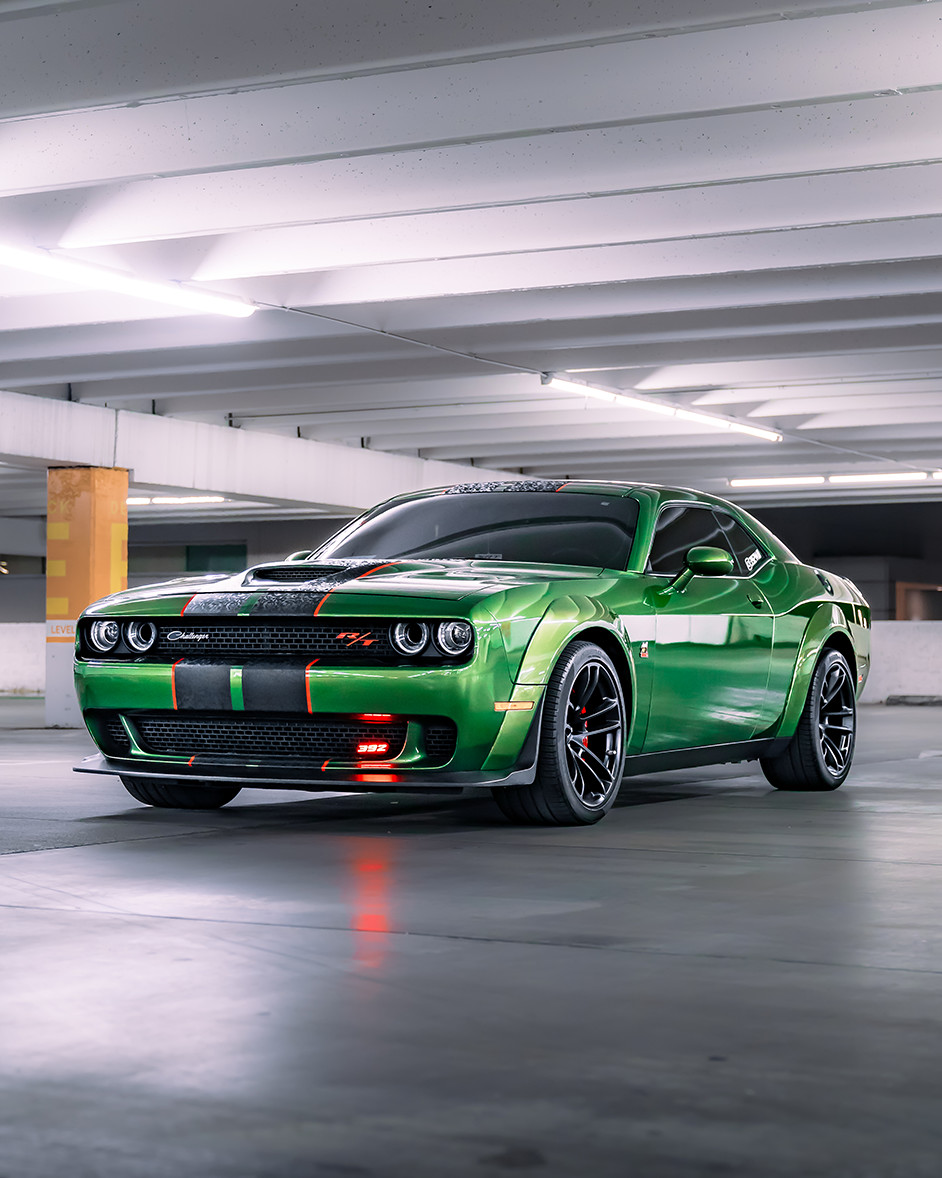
[130,712,408,762]
[425,722,457,765]
[101,715,131,754]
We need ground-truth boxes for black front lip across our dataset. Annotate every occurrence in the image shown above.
[73,753,537,791]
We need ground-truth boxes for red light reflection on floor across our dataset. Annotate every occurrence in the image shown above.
[343,839,394,970]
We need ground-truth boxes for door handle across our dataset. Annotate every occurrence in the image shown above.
[747,595,765,609]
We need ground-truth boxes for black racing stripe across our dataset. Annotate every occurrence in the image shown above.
[174,662,232,711]
[183,593,254,617]
[250,592,327,616]
[240,664,308,713]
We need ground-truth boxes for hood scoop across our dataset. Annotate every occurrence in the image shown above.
[244,562,351,585]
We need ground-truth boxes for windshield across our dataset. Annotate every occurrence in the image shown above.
[315,491,639,568]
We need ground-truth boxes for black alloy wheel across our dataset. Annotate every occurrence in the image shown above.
[760,648,857,791]
[492,640,627,825]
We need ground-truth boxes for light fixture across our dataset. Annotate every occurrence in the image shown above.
[126,495,227,505]
[729,476,827,488]
[541,374,782,441]
[827,471,929,485]
[0,243,256,318]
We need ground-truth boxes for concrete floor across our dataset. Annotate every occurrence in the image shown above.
[1,702,941,1177]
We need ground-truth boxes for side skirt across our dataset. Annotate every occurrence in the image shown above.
[621,738,789,778]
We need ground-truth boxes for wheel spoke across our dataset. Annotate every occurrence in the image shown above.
[581,722,621,737]
[581,699,619,722]
[822,668,847,705]
[573,750,609,795]
[820,731,846,771]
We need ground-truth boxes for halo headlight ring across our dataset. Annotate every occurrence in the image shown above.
[125,620,157,653]
[88,619,121,653]
[390,620,429,656]
[435,620,474,656]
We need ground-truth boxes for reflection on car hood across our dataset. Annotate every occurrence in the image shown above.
[106,558,611,608]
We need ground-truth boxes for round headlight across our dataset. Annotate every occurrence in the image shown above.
[390,620,429,656]
[125,620,157,653]
[88,619,121,653]
[435,620,473,656]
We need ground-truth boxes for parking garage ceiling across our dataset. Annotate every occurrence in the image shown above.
[2,0,942,518]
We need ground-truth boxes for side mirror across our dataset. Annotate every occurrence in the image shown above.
[285,550,314,562]
[647,545,734,604]
[684,546,735,578]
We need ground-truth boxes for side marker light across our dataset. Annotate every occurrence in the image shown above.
[494,701,535,712]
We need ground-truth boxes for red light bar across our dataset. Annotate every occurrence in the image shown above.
[356,713,395,722]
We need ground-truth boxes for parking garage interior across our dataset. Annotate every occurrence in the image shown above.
[2,2,942,1174]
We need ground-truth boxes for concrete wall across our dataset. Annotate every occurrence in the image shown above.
[0,622,44,694]
[860,622,942,703]
[2,618,939,701]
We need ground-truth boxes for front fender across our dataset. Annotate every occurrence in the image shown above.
[514,594,626,686]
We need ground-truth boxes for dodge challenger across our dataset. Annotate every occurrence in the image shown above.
[74,480,871,825]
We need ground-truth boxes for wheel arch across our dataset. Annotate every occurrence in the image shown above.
[571,624,635,715]
[770,604,859,740]
[820,630,857,683]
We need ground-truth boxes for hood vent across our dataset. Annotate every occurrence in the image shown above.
[245,563,347,584]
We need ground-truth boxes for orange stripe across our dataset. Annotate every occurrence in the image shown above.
[312,592,332,616]
[188,755,196,766]
[555,482,574,492]
[305,659,319,714]
[321,760,330,772]
[357,562,398,579]
[170,658,183,709]
[181,594,197,615]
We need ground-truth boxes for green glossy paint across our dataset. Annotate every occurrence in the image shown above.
[74,482,871,790]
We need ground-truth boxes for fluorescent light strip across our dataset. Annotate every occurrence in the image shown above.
[127,495,227,505]
[0,244,256,318]
[828,471,928,485]
[542,375,782,441]
[729,476,827,488]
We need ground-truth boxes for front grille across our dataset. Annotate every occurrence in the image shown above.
[425,721,457,765]
[130,712,408,762]
[154,620,396,662]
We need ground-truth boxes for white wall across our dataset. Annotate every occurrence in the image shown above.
[860,621,942,703]
[1,619,938,701]
[0,622,44,694]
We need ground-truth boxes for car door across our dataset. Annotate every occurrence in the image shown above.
[638,504,774,753]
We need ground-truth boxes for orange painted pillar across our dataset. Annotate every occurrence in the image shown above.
[45,467,128,726]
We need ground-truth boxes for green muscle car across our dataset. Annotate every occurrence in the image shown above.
[74,480,871,825]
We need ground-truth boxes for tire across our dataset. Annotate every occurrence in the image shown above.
[492,641,627,825]
[760,649,856,791]
[120,776,242,809]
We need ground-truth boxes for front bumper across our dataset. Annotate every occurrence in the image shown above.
[74,642,546,787]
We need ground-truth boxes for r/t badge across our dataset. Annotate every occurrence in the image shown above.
[639,641,649,659]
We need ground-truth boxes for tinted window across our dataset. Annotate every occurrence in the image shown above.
[316,492,640,568]
[712,512,767,575]
[647,505,733,576]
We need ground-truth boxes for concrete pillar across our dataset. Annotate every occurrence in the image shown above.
[45,467,128,727]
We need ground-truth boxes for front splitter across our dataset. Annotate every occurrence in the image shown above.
[74,753,537,791]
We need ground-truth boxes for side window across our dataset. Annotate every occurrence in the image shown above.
[712,512,767,576]
[647,506,732,576]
